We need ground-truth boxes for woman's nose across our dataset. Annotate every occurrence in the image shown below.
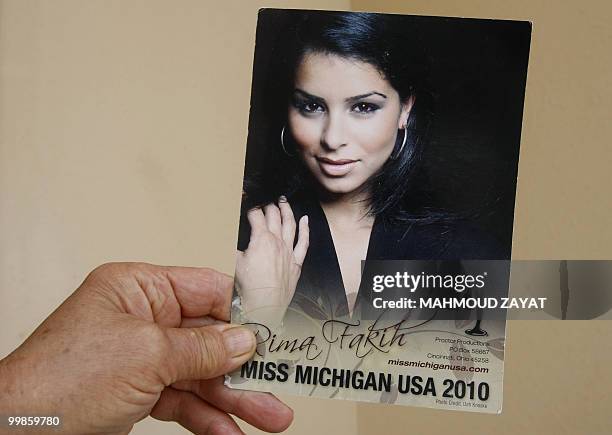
[320,112,347,151]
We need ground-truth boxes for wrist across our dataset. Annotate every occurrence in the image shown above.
[0,353,31,433]
[0,352,29,414]
[0,352,83,434]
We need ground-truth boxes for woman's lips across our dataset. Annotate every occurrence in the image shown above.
[316,156,358,177]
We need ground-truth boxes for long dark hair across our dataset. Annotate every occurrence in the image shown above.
[243,10,455,225]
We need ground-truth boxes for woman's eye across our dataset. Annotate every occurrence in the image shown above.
[352,102,380,114]
[296,101,325,114]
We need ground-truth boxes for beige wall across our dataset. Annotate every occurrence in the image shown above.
[0,1,357,434]
[1,1,610,434]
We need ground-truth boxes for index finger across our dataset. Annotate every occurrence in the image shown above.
[163,266,234,321]
[246,207,267,237]
[172,377,294,433]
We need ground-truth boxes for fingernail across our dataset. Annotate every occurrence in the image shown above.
[223,326,255,357]
[303,215,308,224]
[279,195,287,202]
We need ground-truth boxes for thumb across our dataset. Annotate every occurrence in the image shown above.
[163,323,256,383]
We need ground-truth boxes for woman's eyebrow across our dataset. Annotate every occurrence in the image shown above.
[293,89,325,103]
[293,89,388,103]
[345,91,387,102]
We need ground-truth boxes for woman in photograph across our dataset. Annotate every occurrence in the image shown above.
[234,11,506,325]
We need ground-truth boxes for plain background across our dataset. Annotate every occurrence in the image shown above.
[1,1,610,434]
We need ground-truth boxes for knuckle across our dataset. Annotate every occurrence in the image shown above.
[87,262,121,281]
[87,262,156,283]
[193,329,228,375]
[267,203,280,214]
[84,262,131,291]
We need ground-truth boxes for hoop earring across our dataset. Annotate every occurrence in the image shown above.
[391,126,408,160]
[280,126,294,157]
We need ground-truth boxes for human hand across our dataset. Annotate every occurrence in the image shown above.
[0,262,293,434]
[235,197,309,327]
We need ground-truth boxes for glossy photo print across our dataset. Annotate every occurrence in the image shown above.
[227,9,531,413]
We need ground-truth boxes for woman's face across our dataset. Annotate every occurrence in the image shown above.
[288,51,414,196]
